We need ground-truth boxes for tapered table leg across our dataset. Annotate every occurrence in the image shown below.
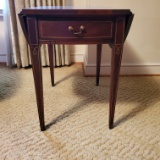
[96,44,102,86]
[109,45,123,129]
[30,45,45,131]
[27,17,45,131]
[48,43,54,86]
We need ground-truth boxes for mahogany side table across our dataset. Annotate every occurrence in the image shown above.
[19,6,134,131]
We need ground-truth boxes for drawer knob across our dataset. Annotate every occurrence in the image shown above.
[68,26,85,36]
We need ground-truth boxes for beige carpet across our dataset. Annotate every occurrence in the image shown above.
[0,64,160,160]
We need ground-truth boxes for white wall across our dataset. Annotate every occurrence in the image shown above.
[0,12,6,62]
[84,0,160,75]
[0,0,87,63]
[1,0,160,75]
[66,0,88,62]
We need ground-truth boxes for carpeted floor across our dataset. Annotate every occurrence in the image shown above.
[0,64,160,160]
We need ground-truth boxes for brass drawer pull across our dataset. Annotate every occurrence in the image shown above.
[68,26,85,36]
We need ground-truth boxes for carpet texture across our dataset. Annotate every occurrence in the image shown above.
[0,64,160,160]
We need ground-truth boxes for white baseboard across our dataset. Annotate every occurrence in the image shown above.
[0,53,84,63]
[84,63,160,76]
[0,54,6,62]
[70,53,84,62]
[83,49,160,75]
[0,54,15,65]
[2,53,160,75]
[0,10,3,17]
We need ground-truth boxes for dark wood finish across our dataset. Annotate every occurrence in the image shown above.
[27,17,45,131]
[109,45,123,129]
[38,21,113,40]
[96,44,102,86]
[18,6,134,131]
[48,43,54,86]
[109,17,125,128]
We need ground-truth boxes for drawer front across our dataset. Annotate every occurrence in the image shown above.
[38,20,114,40]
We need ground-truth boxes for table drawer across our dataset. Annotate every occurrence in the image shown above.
[38,20,114,40]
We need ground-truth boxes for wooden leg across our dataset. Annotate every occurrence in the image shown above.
[30,45,45,131]
[48,43,54,86]
[96,44,102,86]
[109,45,123,129]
